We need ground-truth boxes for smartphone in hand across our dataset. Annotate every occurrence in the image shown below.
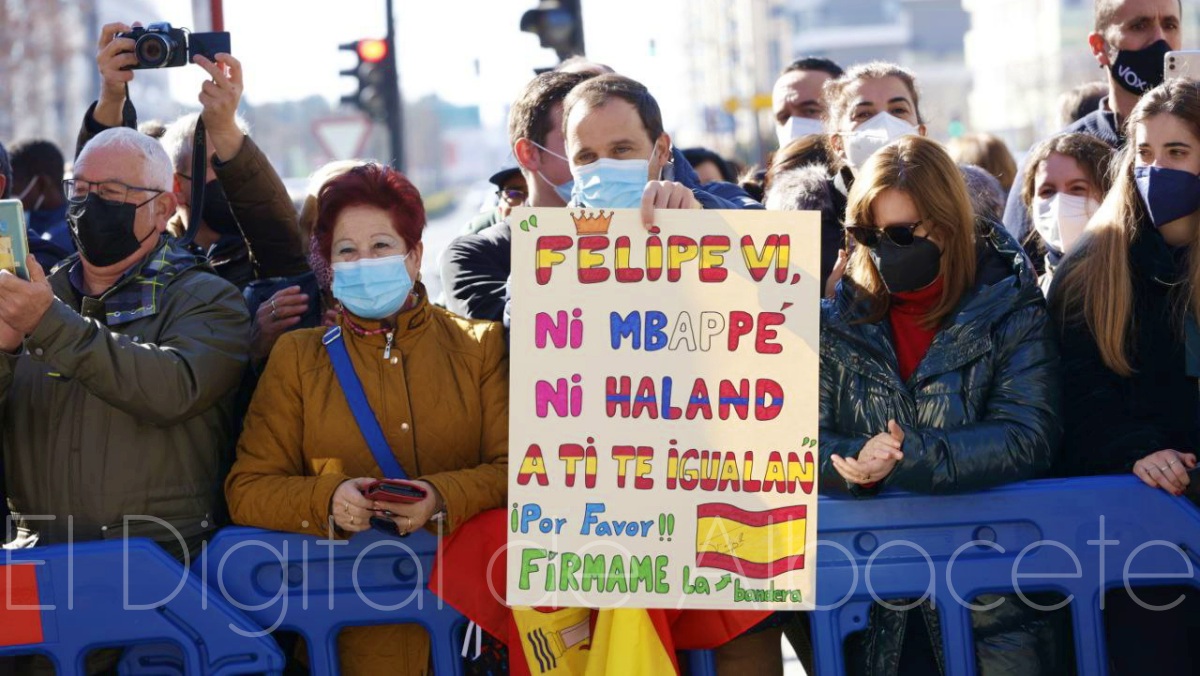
[362,479,427,504]
[1167,51,1200,80]
[0,200,32,280]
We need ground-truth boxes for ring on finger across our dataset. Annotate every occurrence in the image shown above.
[1169,460,1179,466]
[350,515,356,525]
[270,309,279,320]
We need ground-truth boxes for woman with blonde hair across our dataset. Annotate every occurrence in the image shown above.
[820,134,1064,674]
[1049,79,1200,674]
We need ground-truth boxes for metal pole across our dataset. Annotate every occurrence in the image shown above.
[209,0,224,31]
[385,0,405,172]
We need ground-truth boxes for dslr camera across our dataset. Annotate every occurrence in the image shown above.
[117,23,231,70]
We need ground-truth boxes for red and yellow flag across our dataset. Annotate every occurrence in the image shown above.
[695,503,807,579]
[431,509,771,675]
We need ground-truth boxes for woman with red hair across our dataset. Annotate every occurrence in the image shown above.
[225,163,508,674]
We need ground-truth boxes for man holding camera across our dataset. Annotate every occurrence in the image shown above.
[0,125,250,561]
[81,22,316,361]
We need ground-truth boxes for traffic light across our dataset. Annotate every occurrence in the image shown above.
[339,38,394,122]
[520,0,585,62]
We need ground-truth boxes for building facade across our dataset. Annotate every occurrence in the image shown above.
[683,0,971,166]
[965,0,1200,153]
[0,0,176,165]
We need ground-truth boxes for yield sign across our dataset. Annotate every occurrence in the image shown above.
[312,116,374,161]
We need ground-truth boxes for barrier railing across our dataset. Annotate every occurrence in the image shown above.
[197,525,466,676]
[0,538,283,674]
[1,475,1196,675]
[810,475,1200,676]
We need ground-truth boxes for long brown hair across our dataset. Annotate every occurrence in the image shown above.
[844,135,978,328]
[1052,79,1200,376]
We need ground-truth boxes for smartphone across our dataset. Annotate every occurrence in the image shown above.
[0,200,32,280]
[362,479,427,504]
[188,32,232,62]
[1166,51,1200,80]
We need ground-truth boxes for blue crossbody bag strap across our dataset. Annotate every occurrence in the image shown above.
[322,326,409,479]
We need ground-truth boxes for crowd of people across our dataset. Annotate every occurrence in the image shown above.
[0,0,1198,674]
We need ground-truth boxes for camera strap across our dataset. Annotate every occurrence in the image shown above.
[178,116,207,248]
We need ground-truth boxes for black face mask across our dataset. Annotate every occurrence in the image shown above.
[1111,39,1170,96]
[868,235,942,294]
[201,179,242,237]
[68,193,158,267]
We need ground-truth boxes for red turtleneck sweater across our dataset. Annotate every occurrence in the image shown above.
[888,276,945,381]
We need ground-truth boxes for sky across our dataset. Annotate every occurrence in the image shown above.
[144,0,690,132]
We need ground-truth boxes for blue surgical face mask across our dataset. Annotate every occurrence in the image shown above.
[1135,165,1200,228]
[528,141,575,204]
[332,254,414,320]
[570,142,660,209]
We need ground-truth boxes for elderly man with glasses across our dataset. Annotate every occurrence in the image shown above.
[0,126,250,560]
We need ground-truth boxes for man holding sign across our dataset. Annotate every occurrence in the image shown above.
[562,75,703,219]
[508,74,813,675]
[434,73,817,676]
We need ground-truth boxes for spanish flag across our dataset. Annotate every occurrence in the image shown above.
[695,503,807,579]
[430,509,771,675]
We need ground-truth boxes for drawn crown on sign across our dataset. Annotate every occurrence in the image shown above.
[571,209,613,235]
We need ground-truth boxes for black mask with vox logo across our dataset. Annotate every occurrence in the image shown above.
[1111,40,1170,96]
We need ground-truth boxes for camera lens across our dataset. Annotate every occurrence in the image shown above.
[135,34,175,68]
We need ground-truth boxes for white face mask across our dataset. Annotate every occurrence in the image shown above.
[841,112,919,169]
[1033,193,1101,255]
[776,116,825,148]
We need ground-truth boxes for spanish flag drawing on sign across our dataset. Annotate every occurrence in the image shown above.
[695,503,807,579]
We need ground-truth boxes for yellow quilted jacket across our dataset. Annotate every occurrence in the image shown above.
[226,290,508,675]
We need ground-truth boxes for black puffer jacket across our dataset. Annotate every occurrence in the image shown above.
[819,221,1066,675]
[1050,210,1199,474]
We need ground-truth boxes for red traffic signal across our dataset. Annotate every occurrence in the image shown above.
[357,39,388,64]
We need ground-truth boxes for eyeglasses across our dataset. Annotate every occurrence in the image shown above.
[497,188,527,205]
[845,222,924,248]
[64,178,164,206]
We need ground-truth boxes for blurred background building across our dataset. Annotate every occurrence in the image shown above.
[966,0,1200,153]
[685,0,971,164]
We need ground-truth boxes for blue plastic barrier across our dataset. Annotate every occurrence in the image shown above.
[197,525,466,675]
[0,538,284,674]
[6,476,1193,675]
[810,475,1200,676]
